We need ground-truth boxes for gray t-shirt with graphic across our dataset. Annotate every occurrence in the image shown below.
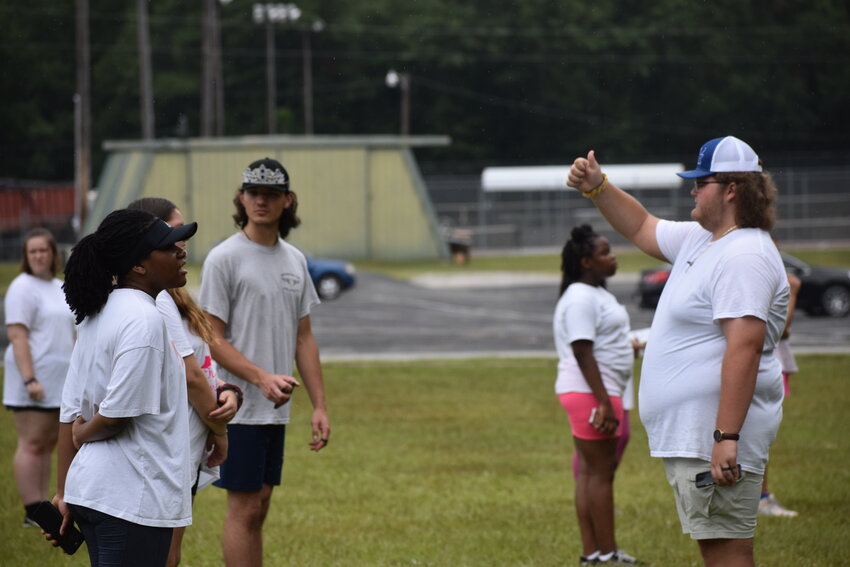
[200,232,319,425]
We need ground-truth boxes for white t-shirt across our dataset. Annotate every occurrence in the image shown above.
[156,291,219,483]
[553,283,634,397]
[60,289,192,528]
[199,233,319,425]
[639,221,789,474]
[3,273,75,408]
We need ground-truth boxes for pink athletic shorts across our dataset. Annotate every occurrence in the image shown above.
[558,392,624,440]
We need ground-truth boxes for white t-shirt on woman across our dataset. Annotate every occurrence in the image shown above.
[60,289,192,527]
[3,273,75,408]
[156,290,219,485]
[553,282,634,397]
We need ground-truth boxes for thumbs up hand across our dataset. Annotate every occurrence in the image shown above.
[567,150,605,194]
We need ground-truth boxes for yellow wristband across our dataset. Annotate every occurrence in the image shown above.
[582,173,608,199]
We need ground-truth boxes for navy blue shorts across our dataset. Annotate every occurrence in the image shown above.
[5,405,59,412]
[214,424,286,492]
[69,504,173,567]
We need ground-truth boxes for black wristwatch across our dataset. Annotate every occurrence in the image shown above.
[714,429,740,442]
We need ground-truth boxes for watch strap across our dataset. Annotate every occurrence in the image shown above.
[714,429,740,442]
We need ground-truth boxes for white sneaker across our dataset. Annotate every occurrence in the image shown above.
[22,515,39,528]
[758,493,798,517]
[600,549,648,565]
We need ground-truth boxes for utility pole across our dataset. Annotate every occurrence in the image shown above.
[265,17,277,133]
[302,20,323,135]
[201,0,225,136]
[212,3,225,136]
[399,73,410,137]
[75,0,91,233]
[385,70,411,136]
[137,0,155,139]
[253,3,301,134]
[201,0,213,136]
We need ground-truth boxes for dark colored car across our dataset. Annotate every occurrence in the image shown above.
[637,252,850,317]
[307,256,356,300]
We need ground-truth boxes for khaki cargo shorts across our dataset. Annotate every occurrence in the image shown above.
[663,457,762,540]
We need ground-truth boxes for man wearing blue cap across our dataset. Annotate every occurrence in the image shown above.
[567,137,789,567]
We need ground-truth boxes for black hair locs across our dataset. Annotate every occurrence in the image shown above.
[558,224,599,296]
[63,209,158,324]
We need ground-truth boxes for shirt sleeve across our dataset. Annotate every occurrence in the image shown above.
[60,350,83,423]
[156,292,193,358]
[711,253,778,323]
[98,346,166,418]
[297,252,320,319]
[98,315,168,418]
[4,276,36,328]
[656,220,701,265]
[562,288,599,343]
[199,254,232,325]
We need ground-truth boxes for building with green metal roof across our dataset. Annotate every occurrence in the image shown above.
[88,135,450,262]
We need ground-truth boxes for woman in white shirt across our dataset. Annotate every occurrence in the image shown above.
[4,228,75,526]
[128,197,241,567]
[553,225,642,566]
[54,208,198,566]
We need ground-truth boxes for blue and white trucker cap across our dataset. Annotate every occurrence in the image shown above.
[677,136,763,179]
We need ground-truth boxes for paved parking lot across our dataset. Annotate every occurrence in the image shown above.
[312,272,850,361]
[1,272,844,362]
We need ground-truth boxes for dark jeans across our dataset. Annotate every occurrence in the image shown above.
[69,504,173,567]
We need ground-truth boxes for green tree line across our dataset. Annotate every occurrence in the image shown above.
[2,0,849,181]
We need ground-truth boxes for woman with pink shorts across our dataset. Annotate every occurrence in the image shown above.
[553,225,644,566]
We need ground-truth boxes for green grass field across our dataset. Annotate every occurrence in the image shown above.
[2,355,848,566]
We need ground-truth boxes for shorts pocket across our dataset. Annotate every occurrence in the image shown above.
[685,477,716,521]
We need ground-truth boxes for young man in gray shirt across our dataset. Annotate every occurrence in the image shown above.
[200,157,330,567]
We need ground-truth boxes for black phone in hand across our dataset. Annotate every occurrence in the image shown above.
[695,465,742,488]
[29,501,85,555]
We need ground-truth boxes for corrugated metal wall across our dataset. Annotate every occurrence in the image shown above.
[368,149,445,259]
[282,147,370,258]
[88,136,450,261]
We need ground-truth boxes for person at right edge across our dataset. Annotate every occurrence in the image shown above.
[758,269,801,518]
[567,136,789,567]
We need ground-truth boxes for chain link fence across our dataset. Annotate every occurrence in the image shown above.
[425,166,850,250]
[1,167,848,262]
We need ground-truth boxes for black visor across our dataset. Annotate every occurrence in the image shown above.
[116,219,198,275]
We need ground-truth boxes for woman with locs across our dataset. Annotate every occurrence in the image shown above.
[127,197,242,567]
[3,228,76,527]
[51,209,199,566]
[553,225,644,566]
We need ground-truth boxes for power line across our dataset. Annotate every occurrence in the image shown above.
[4,5,850,41]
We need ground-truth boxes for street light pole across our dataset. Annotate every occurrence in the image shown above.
[302,19,324,135]
[136,0,154,139]
[399,73,410,137]
[201,0,225,136]
[254,3,301,135]
[75,0,91,233]
[265,18,276,133]
[386,70,411,136]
